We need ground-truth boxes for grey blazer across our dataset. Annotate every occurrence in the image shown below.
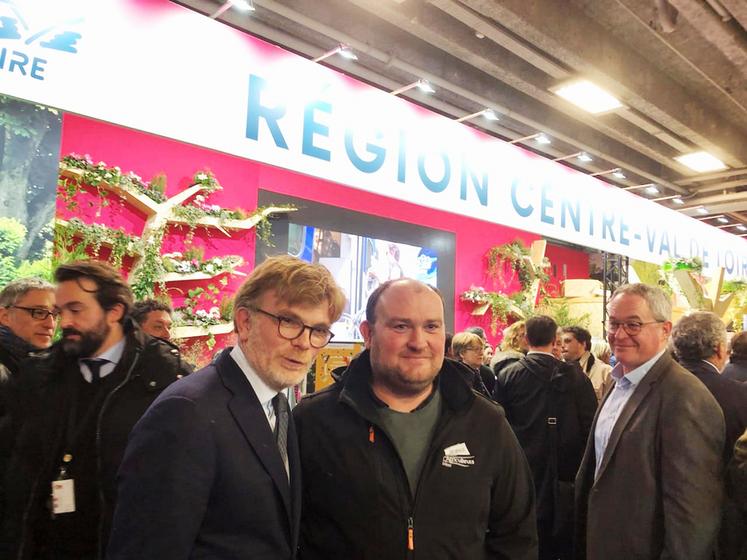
[575,352,725,560]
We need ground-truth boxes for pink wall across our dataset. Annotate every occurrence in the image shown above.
[59,114,589,346]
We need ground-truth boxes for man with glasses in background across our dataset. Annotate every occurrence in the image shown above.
[0,278,56,524]
[1,262,186,560]
[108,255,345,559]
[575,283,725,560]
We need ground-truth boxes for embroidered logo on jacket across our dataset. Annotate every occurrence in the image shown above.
[442,442,475,468]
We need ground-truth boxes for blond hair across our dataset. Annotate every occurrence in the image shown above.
[233,256,346,329]
[451,331,484,360]
[500,320,526,352]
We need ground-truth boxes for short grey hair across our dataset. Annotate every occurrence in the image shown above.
[671,311,726,361]
[609,283,672,322]
[0,277,54,308]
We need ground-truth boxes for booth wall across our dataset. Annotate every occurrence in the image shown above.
[59,114,589,343]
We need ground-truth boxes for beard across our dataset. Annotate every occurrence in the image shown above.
[61,318,111,358]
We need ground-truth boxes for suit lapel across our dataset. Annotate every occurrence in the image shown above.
[217,352,293,524]
[594,354,668,482]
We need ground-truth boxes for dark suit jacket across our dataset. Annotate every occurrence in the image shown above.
[575,352,725,560]
[107,348,301,559]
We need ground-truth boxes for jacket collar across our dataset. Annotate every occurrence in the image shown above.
[338,350,475,420]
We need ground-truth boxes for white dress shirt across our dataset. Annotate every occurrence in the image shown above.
[230,345,279,431]
[79,337,126,383]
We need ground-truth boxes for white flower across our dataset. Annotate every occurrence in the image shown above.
[196,309,208,317]
[195,194,205,203]
[209,307,220,318]
[211,204,221,212]
[196,173,207,181]
[204,264,215,274]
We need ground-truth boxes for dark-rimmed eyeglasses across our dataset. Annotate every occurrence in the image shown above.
[606,320,663,336]
[9,306,59,321]
[251,307,334,348]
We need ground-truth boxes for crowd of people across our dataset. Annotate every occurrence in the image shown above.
[0,257,746,559]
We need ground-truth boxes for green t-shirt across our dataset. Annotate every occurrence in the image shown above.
[376,388,442,497]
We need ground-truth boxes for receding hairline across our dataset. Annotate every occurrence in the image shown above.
[372,280,444,321]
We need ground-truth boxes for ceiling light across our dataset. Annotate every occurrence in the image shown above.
[672,197,685,205]
[456,108,499,123]
[718,216,729,224]
[612,170,626,179]
[697,206,709,215]
[313,43,358,63]
[416,80,435,94]
[645,185,660,195]
[675,151,727,173]
[553,79,623,114]
[535,133,551,145]
[737,225,747,232]
[578,152,593,162]
[390,79,435,96]
[210,0,254,17]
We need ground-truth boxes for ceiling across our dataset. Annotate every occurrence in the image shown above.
[175,0,747,237]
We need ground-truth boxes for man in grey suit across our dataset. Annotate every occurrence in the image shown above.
[575,283,725,560]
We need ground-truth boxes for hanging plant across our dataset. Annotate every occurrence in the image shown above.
[55,218,140,269]
[130,226,168,300]
[461,286,527,335]
[191,170,222,194]
[661,256,703,274]
[59,154,167,204]
[486,240,550,292]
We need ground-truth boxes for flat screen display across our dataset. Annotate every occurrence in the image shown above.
[288,224,439,341]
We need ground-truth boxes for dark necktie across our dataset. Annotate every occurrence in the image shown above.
[272,393,290,479]
[82,358,108,383]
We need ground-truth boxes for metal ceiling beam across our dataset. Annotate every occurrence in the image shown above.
[457,0,747,167]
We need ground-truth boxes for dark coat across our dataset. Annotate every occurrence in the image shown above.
[0,320,185,560]
[108,347,301,560]
[293,350,538,560]
[680,360,747,560]
[494,353,597,520]
[723,358,747,384]
[575,352,725,560]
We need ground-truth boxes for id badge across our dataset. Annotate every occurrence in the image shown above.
[52,479,75,514]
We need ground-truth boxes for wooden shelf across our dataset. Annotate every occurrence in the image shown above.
[172,322,234,339]
[161,269,246,283]
[60,167,160,216]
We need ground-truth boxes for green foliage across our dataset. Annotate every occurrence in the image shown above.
[538,298,591,329]
[54,218,139,269]
[130,227,167,300]
[486,240,549,292]
[0,217,27,257]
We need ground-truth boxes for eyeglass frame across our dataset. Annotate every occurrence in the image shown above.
[8,305,59,321]
[605,319,665,336]
[249,306,334,348]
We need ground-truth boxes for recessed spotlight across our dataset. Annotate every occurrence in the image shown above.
[717,216,729,224]
[552,79,624,114]
[697,206,709,215]
[232,0,254,11]
[612,170,626,179]
[675,151,727,173]
[536,133,551,145]
[737,225,747,232]
[645,185,660,195]
[339,45,358,60]
[672,197,685,205]
[577,152,593,162]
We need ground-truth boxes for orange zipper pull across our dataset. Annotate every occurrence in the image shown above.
[369,425,375,443]
[407,517,414,550]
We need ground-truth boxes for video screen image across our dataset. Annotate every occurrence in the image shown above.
[288,224,438,341]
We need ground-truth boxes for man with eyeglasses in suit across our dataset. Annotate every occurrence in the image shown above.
[575,283,725,560]
[108,255,346,560]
